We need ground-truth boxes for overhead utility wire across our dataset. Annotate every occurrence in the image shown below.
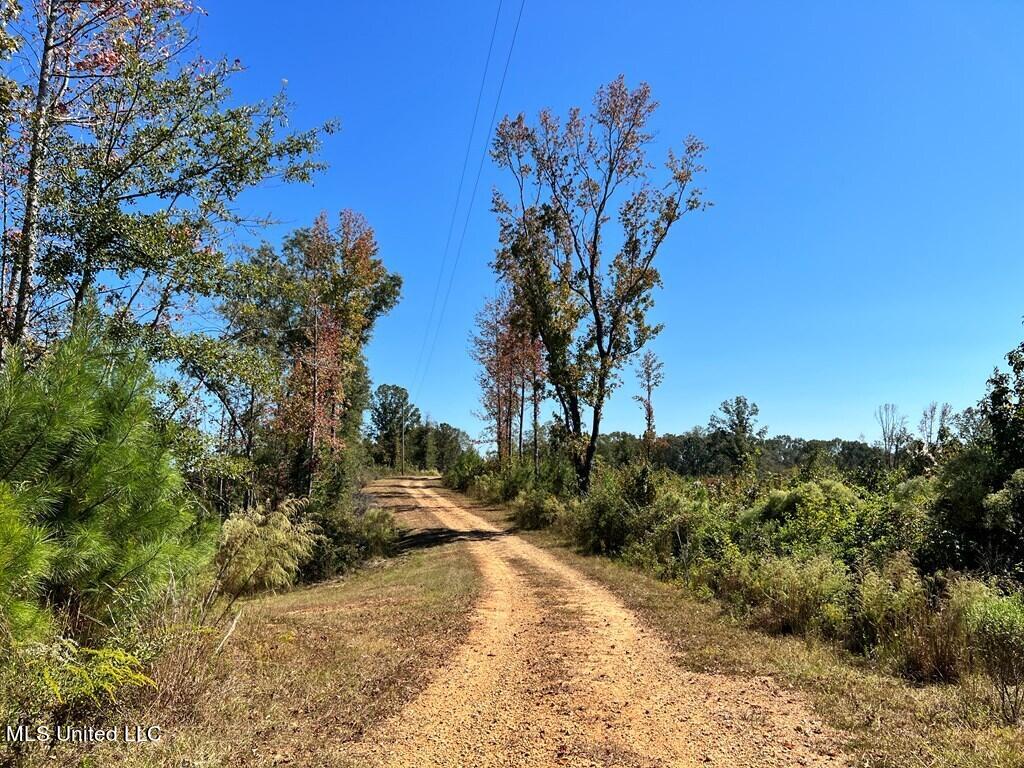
[409,0,505,392]
[414,0,526,400]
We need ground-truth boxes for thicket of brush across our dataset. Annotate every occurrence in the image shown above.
[451,457,1024,725]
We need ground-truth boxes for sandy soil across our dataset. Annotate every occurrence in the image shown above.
[351,477,848,768]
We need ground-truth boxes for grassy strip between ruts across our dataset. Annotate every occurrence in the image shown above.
[429,483,1024,768]
[28,538,479,768]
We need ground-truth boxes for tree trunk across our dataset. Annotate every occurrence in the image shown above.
[70,263,96,327]
[518,375,525,460]
[308,305,319,495]
[578,376,607,493]
[532,377,540,480]
[11,2,56,345]
[244,385,255,512]
[506,375,514,465]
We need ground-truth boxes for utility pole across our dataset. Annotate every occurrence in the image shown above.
[400,408,406,475]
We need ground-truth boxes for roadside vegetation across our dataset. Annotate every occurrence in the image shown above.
[38,539,479,768]
[450,75,1024,765]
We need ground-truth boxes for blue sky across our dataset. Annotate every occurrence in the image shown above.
[198,1,1024,442]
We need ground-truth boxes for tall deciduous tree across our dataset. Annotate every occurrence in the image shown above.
[490,76,707,491]
[710,395,767,472]
[875,403,909,469]
[217,211,400,503]
[0,1,329,369]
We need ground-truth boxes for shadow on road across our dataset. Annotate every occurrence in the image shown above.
[396,526,507,553]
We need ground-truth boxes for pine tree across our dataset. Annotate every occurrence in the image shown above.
[0,317,211,641]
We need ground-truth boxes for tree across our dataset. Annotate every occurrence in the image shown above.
[0,1,329,406]
[875,403,910,468]
[0,316,210,642]
[709,395,768,472]
[470,291,543,465]
[215,212,400,504]
[919,401,953,450]
[984,343,1024,478]
[405,421,471,472]
[928,341,1024,573]
[432,423,473,472]
[904,401,955,474]
[369,384,420,470]
[596,431,644,467]
[491,76,707,491]
[633,349,664,460]
[272,213,399,494]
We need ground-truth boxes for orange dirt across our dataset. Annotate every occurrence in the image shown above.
[351,477,848,768]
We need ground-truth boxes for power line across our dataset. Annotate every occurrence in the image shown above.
[414,0,526,401]
[410,0,505,394]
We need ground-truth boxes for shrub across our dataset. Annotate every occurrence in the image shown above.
[443,451,486,492]
[468,471,501,503]
[983,468,1024,540]
[216,499,317,597]
[969,592,1024,724]
[466,461,535,505]
[622,487,729,582]
[495,462,535,502]
[621,462,658,508]
[758,479,861,558]
[855,553,927,652]
[571,471,633,555]
[853,554,977,681]
[513,490,562,530]
[300,497,397,581]
[0,633,154,736]
[857,477,934,564]
[357,506,399,558]
[705,543,760,610]
[748,555,852,639]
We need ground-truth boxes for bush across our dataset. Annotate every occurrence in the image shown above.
[357,506,399,558]
[466,461,535,505]
[0,321,211,643]
[706,543,759,609]
[300,497,397,581]
[757,479,861,558]
[443,451,486,492]
[467,471,499,503]
[216,499,317,597]
[857,477,934,563]
[748,555,852,639]
[855,553,927,652]
[513,489,562,530]
[621,487,729,582]
[969,592,1024,724]
[0,632,155,765]
[571,471,632,555]
[854,554,978,681]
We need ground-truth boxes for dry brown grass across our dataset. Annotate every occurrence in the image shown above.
[435,484,1024,768]
[30,540,478,768]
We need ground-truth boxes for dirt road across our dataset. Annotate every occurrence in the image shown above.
[351,477,846,768]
